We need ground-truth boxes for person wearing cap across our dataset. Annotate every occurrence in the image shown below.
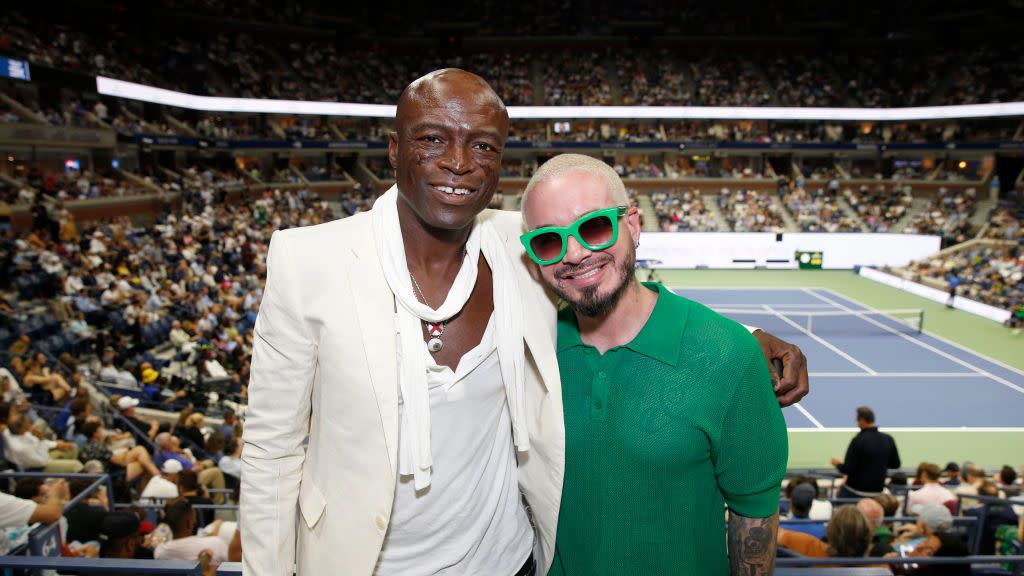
[141,459,183,501]
[942,462,961,487]
[99,511,142,559]
[117,395,158,439]
[780,483,827,540]
[907,463,956,513]
[140,368,165,403]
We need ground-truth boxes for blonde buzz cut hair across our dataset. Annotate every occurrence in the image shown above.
[521,153,628,225]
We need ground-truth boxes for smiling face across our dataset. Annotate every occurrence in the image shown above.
[522,170,641,317]
[388,69,508,232]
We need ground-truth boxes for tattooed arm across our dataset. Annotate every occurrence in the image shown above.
[728,511,779,576]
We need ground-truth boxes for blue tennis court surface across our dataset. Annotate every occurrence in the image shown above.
[671,287,1024,431]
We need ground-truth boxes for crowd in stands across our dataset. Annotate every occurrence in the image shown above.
[845,184,915,233]
[906,243,1023,314]
[544,51,613,106]
[650,189,720,232]
[783,185,862,233]
[985,203,1024,241]
[903,187,977,243]
[0,166,352,569]
[779,462,1024,573]
[719,188,786,232]
[762,53,846,107]
[4,7,1024,108]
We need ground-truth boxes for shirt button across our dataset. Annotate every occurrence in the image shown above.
[594,399,603,409]
[375,514,388,531]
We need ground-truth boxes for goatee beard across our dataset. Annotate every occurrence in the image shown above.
[553,251,636,318]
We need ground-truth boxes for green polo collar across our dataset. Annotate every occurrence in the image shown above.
[556,282,689,366]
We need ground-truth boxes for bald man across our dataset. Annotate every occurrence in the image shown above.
[241,69,809,576]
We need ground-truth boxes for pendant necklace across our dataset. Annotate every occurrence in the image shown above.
[409,272,447,353]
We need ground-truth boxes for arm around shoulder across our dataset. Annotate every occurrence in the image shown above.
[240,231,318,576]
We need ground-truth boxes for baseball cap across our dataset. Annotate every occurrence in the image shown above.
[790,483,817,510]
[99,512,141,541]
[943,462,960,474]
[117,396,140,410]
[161,459,184,474]
[911,503,953,532]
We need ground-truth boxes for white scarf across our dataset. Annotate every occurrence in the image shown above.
[372,186,529,490]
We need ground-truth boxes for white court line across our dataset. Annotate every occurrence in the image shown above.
[809,372,988,378]
[762,304,878,375]
[715,303,837,308]
[789,427,1024,433]
[823,288,1024,380]
[804,288,1024,396]
[792,403,825,429]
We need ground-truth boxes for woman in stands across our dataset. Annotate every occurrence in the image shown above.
[78,419,160,482]
[777,505,891,570]
[179,412,207,450]
[21,352,72,403]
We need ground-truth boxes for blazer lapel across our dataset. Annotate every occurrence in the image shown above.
[492,212,561,393]
[345,218,399,477]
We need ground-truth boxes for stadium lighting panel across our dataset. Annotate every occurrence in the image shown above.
[97,76,1024,121]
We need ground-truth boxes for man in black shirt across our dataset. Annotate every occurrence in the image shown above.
[831,406,901,497]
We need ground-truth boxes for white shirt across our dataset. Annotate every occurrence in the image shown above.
[154,535,228,565]
[908,483,957,511]
[140,476,179,500]
[0,491,37,528]
[375,316,533,576]
[2,430,57,469]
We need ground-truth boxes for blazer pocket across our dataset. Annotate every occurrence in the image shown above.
[298,478,327,530]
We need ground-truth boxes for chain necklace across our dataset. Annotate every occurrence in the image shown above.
[409,272,447,353]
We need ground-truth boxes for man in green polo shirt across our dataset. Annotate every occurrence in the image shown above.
[520,154,788,576]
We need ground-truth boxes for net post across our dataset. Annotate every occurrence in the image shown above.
[918,309,924,333]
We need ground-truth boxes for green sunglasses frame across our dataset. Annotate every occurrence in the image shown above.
[520,205,629,266]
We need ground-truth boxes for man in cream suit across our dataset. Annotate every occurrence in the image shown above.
[241,69,808,576]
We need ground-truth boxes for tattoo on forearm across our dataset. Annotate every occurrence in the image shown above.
[728,511,778,576]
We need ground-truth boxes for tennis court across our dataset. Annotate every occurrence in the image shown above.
[672,287,1024,431]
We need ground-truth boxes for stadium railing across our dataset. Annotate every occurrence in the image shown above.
[777,555,1024,575]
[0,557,204,574]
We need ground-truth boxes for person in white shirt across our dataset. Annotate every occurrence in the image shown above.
[141,459,182,501]
[168,321,195,349]
[955,463,986,510]
[907,462,957,512]
[153,499,228,566]
[2,414,83,473]
[98,359,138,389]
[100,285,123,307]
[217,439,241,480]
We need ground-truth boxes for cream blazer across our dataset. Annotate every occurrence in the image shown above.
[240,208,566,575]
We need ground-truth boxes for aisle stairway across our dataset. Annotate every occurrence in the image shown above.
[637,194,658,232]
[703,194,731,231]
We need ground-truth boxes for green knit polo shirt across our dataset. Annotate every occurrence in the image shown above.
[549,283,787,576]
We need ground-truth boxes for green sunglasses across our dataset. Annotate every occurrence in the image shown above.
[520,205,629,266]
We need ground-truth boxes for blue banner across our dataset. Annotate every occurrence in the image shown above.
[0,56,31,81]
